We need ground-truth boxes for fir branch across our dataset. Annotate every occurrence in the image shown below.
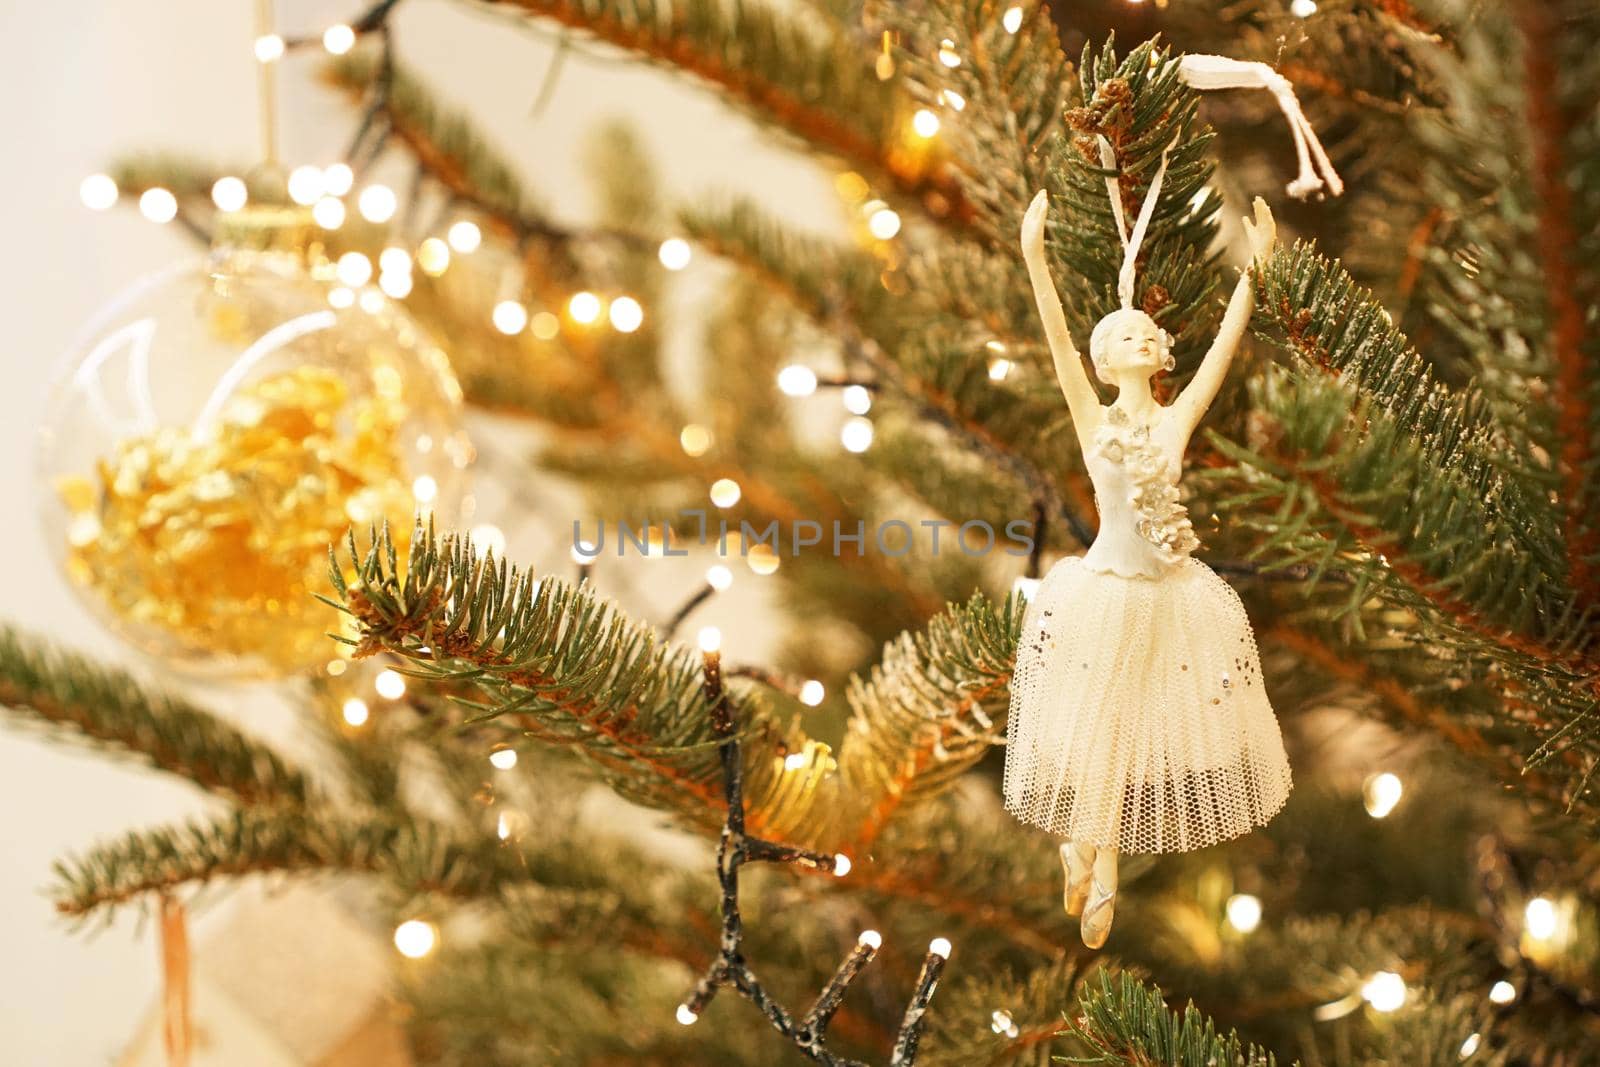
[0,624,309,808]
[1068,972,1280,1067]
[470,0,971,226]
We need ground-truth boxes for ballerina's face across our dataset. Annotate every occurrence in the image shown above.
[1098,311,1166,379]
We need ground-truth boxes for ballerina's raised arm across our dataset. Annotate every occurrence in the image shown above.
[1020,190,1104,451]
[1168,197,1277,441]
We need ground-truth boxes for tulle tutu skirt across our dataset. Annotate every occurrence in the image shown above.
[1004,556,1291,854]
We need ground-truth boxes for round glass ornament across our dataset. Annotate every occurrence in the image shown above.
[37,207,469,678]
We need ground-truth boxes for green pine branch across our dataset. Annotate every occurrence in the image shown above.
[0,624,309,808]
[1068,972,1281,1067]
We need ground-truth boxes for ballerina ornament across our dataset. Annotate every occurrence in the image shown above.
[1004,174,1292,948]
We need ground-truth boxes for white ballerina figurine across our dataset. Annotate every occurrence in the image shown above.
[1004,186,1292,949]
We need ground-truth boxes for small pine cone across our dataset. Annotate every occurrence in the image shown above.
[1140,285,1170,315]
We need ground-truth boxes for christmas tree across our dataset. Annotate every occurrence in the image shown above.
[7,0,1600,1063]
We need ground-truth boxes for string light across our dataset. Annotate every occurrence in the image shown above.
[609,295,644,333]
[990,1009,1020,1039]
[784,752,807,771]
[489,748,519,770]
[379,270,412,299]
[698,626,723,653]
[323,163,354,196]
[799,679,826,706]
[658,237,692,270]
[929,937,952,959]
[471,524,507,557]
[80,173,118,210]
[328,286,355,309]
[447,219,482,253]
[937,39,961,68]
[1488,980,1516,1005]
[496,811,514,840]
[393,919,437,959]
[358,184,397,223]
[940,89,966,112]
[912,109,941,138]
[841,417,874,453]
[139,188,177,224]
[417,237,450,275]
[680,424,713,456]
[253,34,285,63]
[568,291,602,324]
[379,248,411,274]
[1361,971,1407,1013]
[530,311,560,340]
[327,659,348,677]
[413,475,439,504]
[833,853,852,877]
[287,165,325,205]
[988,357,1013,381]
[777,365,819,397]
[336,252,373,287]
[1225,893,1262,933]
[322,23,356,54]
[868,207,902,239]
[1002,5,1024,33]
[858,929,881,949]
[211,176,247,212]
[842,385,872,414]
[375,669,407,700]
[359,288,385,314]
[747,543,780,576]
[342,698,370,727]
[676,1004,699,1026]
[1363,771,1403,818]
[1524,896,1557,940]
[492,300,528,335]
[710,478,742,508]
[312,196,346,230]
[1459,1032,1481,1059]
[1290,0,1318,15]
[706,564,733,591]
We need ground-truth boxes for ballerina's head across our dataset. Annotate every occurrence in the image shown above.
[1088,308,1175,387]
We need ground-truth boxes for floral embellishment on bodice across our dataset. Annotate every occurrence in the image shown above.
[1091,407,1199,565]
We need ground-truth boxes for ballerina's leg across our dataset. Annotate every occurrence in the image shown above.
[1081,846,1119,949]
[1059,841,1096,916]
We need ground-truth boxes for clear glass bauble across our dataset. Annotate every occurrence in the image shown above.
[37,207,469,679]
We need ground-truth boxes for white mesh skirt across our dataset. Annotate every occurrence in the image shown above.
[1004,556,1291,854]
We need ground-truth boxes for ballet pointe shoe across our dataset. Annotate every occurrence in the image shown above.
[1060,841,1095,916]
[1080,847,1119,950]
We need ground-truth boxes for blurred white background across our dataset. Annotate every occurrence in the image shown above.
[0,1,844,1059]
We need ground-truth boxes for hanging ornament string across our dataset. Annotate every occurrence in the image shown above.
[159,894,192,1067]
[1096,136,1172,310]
[1175,55,1343,199]
[254,0,281,173]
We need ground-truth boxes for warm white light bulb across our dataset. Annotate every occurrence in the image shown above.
[393,919,437,959]
[868,208,902,240]
[784,752,807,771]
[375,669,407,700]
[1459,1033,1481,1059]
[842,385,872,415]
[777,365,819,397]
[988,358,1013,381]
[379,271,413,299]
[1363,771,1403,818]
[254,34,285,63]
[937,40,960,68]
[929,937,952,959]
[417,237,450,275]
[358,184,397,223]
[706,564,733,591]
[1225,893,1262,934]
[360,288,385,314]
[568,291,602,324]
[709,478,742,509]
[1290,0,1318,16]
[493,300,528,335]
[336,252,373,288]
[489,748,519,770]
[609,295,644,333]
[658,237,692,271]
[799,680,826,706]
[697,626,722,653]
[912,109,942,138]
[530,311,560,340]
[313,196,346,230]
[940,89,966,112]
[211,176,247,212]
[1002,5,1024,33]
[841,417,874,453]
[680,424,713,457]
[1361,971,1406,1013]
[1488,980,1516,1005]
[139,188,178,224]
[379,247,411,274]
[447,219,482,253]
[1524,896,1558,940]
[857,928,881,949]
[342,698,370,727]
[834,854,852,878]
[323,23,356,54]
[412,475,438,504]
[675,1004,699,1026]
[471,524,507,557]
[80,173,118,211]
[287,165,325,206]
[323,163,354,196]
[328,286,355,309]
